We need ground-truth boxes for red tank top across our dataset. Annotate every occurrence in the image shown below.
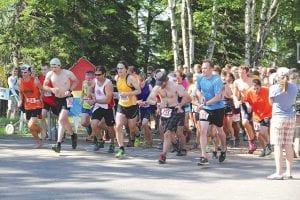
[20,77,43,110]
[38,75,56,106]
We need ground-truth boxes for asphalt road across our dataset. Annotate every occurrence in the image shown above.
[0,136,299,200]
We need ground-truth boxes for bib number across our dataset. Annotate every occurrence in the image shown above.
[199,110,209,120]
[161,108,172,118]
[44,91,52,97]
[253,121,261,132]
[66,97,73,108]
[26,98,36,103]
[119,95,129,103]
[232,114,240,122]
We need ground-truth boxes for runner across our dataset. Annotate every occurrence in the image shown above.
[18,64,45,148]
[89,66,116,153]
[147,71,191,164]
[80,71,95,140]
[38,64,58,139]
[195,60,227,165]
[114,61,141,158]
[43,58,79,153]
[233,65,256,153]
[244,79,272,157]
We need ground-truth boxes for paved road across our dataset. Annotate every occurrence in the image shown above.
[0,136,299,200]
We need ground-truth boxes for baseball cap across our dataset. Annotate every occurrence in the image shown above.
[21,64,31,72]
[50,58,61,66]
[276,67,290,77]
[155,72,168,86]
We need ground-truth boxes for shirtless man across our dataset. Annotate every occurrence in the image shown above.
[233,65,256,153]
[147,71,191,164]
[43,58,79,153]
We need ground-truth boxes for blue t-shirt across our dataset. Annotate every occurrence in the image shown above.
[197,74,224,110]
[269,83,297,117]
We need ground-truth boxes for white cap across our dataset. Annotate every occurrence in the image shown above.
[276,67,290,77]
[50,58,61,66]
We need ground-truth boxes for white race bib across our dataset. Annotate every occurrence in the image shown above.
[26,98,36,103]
[66,97,73,108]
[199,110,209,120]
[119,95,129,102]
[44,91,52,97]
[232,114,240,122]
[161,108,172,118]
[253,121,261,132]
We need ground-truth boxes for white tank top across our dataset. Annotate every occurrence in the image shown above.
[94,78,111,110]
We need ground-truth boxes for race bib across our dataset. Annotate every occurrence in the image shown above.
[119,95,129,102]
[192,105,198,112]
[82,102,93,110]
[253,121,261,132]
[26,98,36,103]
[44,91,52,97]
[161,108,172,118]
[66,97,73,108]
[199,110,209,120]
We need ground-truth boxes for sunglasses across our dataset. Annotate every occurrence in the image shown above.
[117,67,124,70]
[95,73,104,76]
[22,71,28,74]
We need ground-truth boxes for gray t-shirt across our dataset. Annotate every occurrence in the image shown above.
[269,82,297,117]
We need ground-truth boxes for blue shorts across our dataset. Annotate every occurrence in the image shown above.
[81,107,93,116]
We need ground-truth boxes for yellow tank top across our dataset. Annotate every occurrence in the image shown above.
[117,75,137,107]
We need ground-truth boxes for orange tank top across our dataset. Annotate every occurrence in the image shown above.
[20,77,43,110]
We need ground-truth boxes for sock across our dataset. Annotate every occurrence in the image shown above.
[120,146,124,151]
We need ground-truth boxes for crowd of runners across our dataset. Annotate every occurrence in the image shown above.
[11,58,300,180]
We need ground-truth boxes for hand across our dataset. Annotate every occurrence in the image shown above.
[175,105,183,113]
[138,101,145,107]
[64,90,72,97]
[119,92,128,98]
[18,100,22,108]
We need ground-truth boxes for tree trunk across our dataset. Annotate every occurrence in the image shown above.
[168,0,180,70]
[253,0,279,67]
[12,0,25,68]
[181,0,190,71]
[245,0,254,66]
[206,0,217,60]
[186,0,194,67]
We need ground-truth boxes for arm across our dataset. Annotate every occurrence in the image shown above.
[147,86,159,105]
[128,75,141,96]
[68,71,79,91]
[177,84,191,107]
[43,72,53,92]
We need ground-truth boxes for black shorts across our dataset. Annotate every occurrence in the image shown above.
[224,99,234,116]
[140,108,151,121]
[254,117,271,132]
[160,107,183,133]
[241,103,252,121]
[200,108,225,127]
[55,96,73,114]
[43,102,59,115]
[117,104,139,119]
[25,109,42,120]
[91,107,115,126]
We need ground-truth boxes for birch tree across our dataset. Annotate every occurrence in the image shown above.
[186,0,194,68]
[206,0,217,60]
[168,0,180,70]
[253,0,279,67]
[245,0,255,66]
[181,0,190,71]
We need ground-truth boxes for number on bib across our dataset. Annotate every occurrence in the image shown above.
[66,97,73,108]
[26,98,36,103]
[161,108,172,118]
[253,121,261,132]
[199,110,209,120]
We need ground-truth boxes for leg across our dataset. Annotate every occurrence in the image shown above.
[115,112,126,147]
[284,144,294,176]
[199,121,210,158]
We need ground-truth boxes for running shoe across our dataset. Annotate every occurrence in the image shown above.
[134,136,141,147]
[98,140,105,148]
[264,144,272,156]
[259,149,266,157]
[176,149,187,156]
[71,133,77,149]
[172,139,180,153]
[143,141,152,149]
[126,140,134,147]
[212,151,218,159]
[93,143,100,151]
[205,145,211,153]
[115,149,125,158]
[219,151,226,163]
[52,143,61,153]
[108,144,115,153]
[158,154,166,164]
[248,141,257,154]
[197,157,209,166]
